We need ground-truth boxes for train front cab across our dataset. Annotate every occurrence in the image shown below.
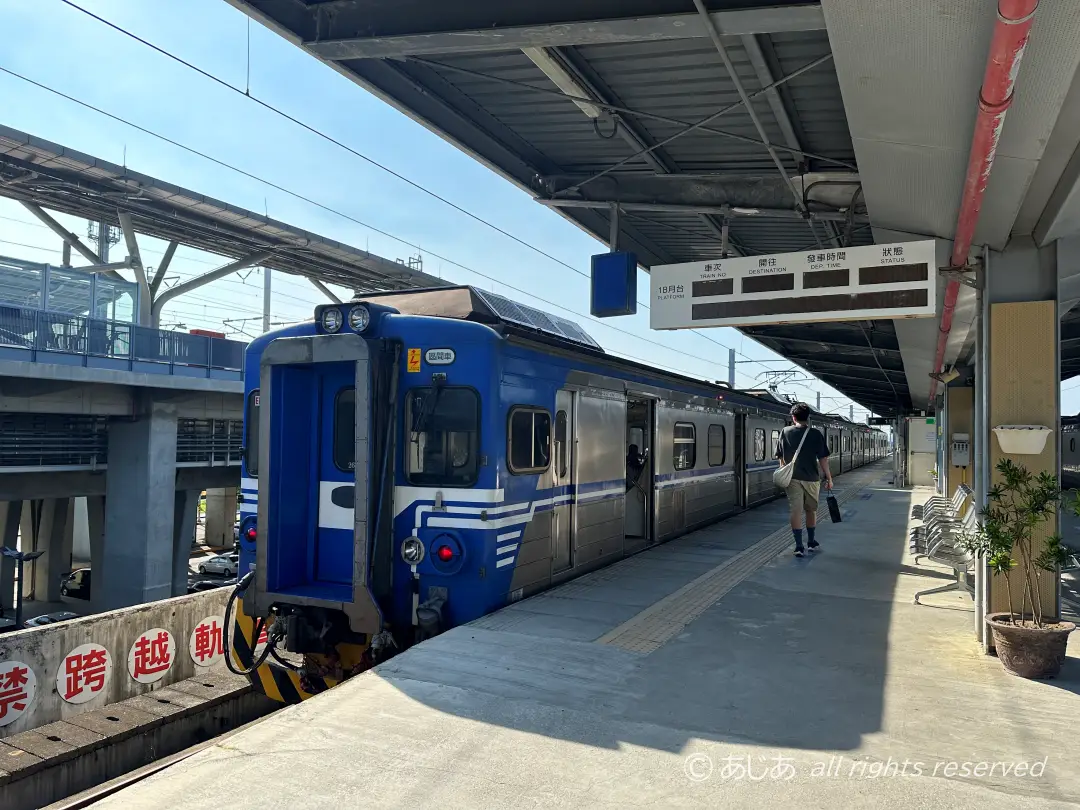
[231,321,392,699]
[231,303,502,700]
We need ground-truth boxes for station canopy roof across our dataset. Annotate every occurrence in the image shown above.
[0,124,447,293]
[226,0,918,416]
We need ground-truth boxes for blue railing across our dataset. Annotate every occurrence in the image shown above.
[0,304,246,380]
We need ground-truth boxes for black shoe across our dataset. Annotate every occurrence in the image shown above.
[808,541,820,552]
[794,547,805,558]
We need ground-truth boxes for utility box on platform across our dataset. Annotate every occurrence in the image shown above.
[590,252,637,317]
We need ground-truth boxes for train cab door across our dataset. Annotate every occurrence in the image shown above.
[315,367,359,590]
[551,390,575,574]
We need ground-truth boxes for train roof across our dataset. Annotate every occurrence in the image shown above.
[354,286,603,352]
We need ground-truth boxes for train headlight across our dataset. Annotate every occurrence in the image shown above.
[400,536,425,565]
[321,307,343,333]
[348,305,371,332]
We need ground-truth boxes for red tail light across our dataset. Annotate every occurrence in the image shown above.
[245,527,257,542]
[435,545,454,562]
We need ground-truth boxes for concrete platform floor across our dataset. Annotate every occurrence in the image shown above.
[89,462,1080,809]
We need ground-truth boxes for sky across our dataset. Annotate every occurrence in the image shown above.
[2,1,1066,418]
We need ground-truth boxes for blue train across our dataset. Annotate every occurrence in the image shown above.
[226,286,887,703]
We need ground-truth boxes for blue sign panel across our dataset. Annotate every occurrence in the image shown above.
[590,252,637,317]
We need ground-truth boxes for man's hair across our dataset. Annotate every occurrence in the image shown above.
[790,402,811,423]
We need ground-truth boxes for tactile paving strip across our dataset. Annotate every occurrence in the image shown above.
[596,464,890,654]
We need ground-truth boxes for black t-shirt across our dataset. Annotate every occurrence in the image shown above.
[774,424,829,481]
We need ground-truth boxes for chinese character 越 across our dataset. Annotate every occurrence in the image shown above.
[64,649,108,701]
[133,631,172,678]
[193,620,224,664]
[0,666,29,720]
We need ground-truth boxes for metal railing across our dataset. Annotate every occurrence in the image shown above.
[0,304,246,377]
[176,418,244,466]
[0,414,108,469]
[0,414,243,470]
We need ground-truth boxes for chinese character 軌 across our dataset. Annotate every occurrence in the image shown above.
[64,649,108,701]
[133,631,172,678]
[193,620,224,664]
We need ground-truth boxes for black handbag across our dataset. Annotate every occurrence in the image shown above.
[826,491,842,523]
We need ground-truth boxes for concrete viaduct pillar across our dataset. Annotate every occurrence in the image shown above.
[101,402,181,610]
[204,488,237,549]
[0,501,21,612]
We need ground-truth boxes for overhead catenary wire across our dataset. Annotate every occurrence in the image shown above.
[0,34,859,407]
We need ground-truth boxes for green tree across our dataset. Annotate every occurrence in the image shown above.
[959,459,1070,628]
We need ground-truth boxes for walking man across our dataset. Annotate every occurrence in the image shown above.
[774,402,832,557]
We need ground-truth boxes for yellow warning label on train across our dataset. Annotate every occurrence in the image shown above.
[407,348,421,372]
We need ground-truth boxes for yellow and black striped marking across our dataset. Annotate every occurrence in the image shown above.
[230,602,334,704]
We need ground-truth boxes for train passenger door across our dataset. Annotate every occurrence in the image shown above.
[551,390,574,574]
[625,396,654,552]
[733,414,746,509]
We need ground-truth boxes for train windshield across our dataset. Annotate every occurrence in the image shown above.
[406,387,480,487]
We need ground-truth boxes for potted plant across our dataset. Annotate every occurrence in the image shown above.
[959,459,1075,678]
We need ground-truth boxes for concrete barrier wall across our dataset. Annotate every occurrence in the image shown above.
[0,589,233,737]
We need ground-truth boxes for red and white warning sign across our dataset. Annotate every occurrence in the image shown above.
[58,643,111,704]
[128,628,175,684]
[0,660,36,726]
[189,615,226,667]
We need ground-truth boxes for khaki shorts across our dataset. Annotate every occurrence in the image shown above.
[785,479,820,519]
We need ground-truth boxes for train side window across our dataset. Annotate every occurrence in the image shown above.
[333,388,356,471]
[555,410,568,478]
[406,387,481,486]
[753,428,766,462]
[707,424,726,466]
[245,388,260,477]
[673,422,696,470]
[508,407,551,474]
[1072,438,1076,453]
[770,430,780,459]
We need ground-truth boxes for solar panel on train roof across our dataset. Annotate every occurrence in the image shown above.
[471,289,603,352]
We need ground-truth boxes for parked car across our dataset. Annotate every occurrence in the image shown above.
[24,611,78,628]
[188,579,230,593]
[198,553,239,577]
[60,568,91,600]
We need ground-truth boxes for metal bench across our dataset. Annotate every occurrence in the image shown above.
[913,505,977,605]
[910,484,972,560]
[911,482,970,521]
